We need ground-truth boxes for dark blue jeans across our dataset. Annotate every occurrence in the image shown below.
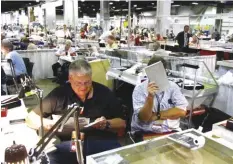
[48,139,121,164]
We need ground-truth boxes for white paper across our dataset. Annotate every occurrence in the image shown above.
[52,115,90,129]
[83,120,102,128]
[144,61,169,92]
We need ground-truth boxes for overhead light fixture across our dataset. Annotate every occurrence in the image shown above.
[134,4,137,7]
[143,12,152,16]
[172,4,180,7]
[93,9,95,11]
[151,3,154,5]
[36,0,40,2]
[112,6,115,9]
[136,8,142,10]
[122,9,128,11]
[109,2,113,5]
[115,9,120,11]
[192,2,198,5]
[81,0,85,2]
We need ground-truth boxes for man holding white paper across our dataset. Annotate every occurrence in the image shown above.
[131,56,188,134]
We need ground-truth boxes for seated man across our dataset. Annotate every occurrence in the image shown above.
[52,40,75,82]
[131,56,188,135]
[1,39,27,81]
[26,59,126,164]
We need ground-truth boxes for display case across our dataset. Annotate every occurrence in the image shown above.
[87,129,233,164]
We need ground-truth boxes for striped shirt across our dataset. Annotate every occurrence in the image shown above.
[131,80,188,133]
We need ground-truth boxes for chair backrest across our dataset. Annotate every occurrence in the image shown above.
[28,62,34,78]
[23,57,33,77]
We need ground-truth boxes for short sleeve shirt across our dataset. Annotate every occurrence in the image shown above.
[2,51,27,76]
[34,82,124,138]
[131,80,188,133]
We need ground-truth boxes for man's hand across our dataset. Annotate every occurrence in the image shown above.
[93,116,107,130]
[43,119,55,131]
[147,82,159,97]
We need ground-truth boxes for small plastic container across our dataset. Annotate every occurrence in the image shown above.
[1,107,8,117]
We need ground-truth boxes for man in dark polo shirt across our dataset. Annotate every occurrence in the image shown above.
[26,59,126,164]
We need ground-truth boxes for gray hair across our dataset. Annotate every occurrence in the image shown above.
[148,42,160,51]
[65,39,72,46]
[69,59,92,76]
[1,39,13,51]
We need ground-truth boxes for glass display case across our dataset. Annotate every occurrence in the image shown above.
[87,129,233,164]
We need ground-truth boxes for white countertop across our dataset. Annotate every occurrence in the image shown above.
[159,41,233,53]
[0,95,57,163]
[0,95,38,162]
[217,60,233,68]
[204,120,233,150]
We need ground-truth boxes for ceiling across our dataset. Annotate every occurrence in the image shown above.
[1,1,44,13]
[1,0,233,17]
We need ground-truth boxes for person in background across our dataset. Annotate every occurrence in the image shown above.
[211,29,220,41]
[175,25,192,52]
[80,28,86,39]
[190,35,199,45]
[26,59,126,164]
[1,39,27,79]
[63,24,71,39]
[131,56,188,134]
[135,33,142,46]
[27,40,37,50]
[83,23,89,33]
[106,35,118,49]
[155,34,164,41]
[169,30,175,39]
[3,23,8,30]
[52,40,75,82]
[20,37,29,50]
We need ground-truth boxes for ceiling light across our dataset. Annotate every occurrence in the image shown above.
[136,8,142,10]
[143,12,152,16]
[112,6,115,8]
[192,2,198,5]
[36,0,40,2]
[109,2,113,5]
[93,9,96,11]
[134,4,137,7]
[172,4,180,7]
[122,9,128,11]
[81,0,85,2]
[151,3,154,5]
[115,9,120,11]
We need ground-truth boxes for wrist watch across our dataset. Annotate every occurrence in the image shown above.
[105,121,111,130]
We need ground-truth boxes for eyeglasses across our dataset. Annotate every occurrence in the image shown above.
[71,80,92,87]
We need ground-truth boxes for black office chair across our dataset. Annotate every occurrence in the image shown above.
[23,57,34,78]
[2,59,20,94]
